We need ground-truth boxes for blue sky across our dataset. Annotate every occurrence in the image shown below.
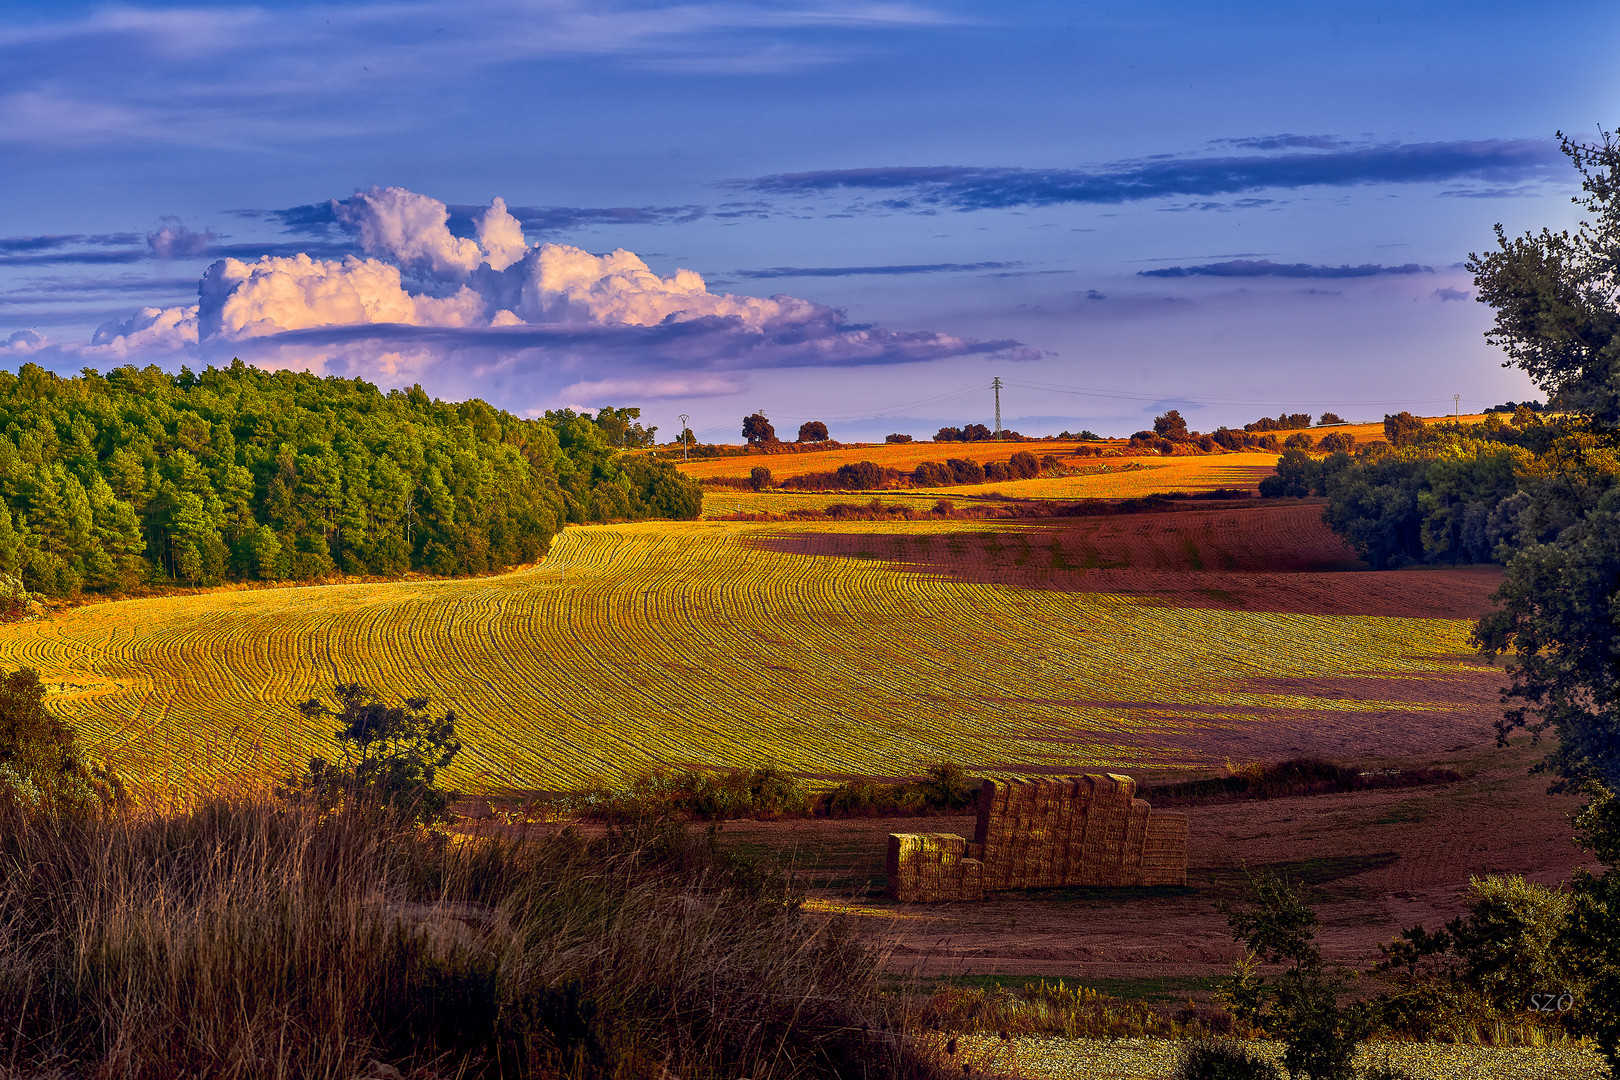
[3,0,1617,440]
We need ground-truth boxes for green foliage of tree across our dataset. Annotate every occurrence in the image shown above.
[1283,431,1315,450]
[1219,872,1368,1080]
[1258,449,1325,500]
[833,460,885,489]
[1317,413,1346,426]
[0,665,121,812]
[1382,412,1426,448]
[0,362,698,596]
[742,412,776,445]
[293,682,462,827]
[1244,413,1313,433]
[1474,486,1620,787]
[1306,420,1544,568]
[796,421,829,443]
[1564,864,1620,1076]
[1470,131,1620,427]
[1317,431,1355,454]
[1154,409,1190,441]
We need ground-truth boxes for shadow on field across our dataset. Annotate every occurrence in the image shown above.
[742,504,1504,618]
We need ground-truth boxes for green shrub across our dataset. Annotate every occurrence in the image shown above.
[923,979,1189,1039]
[1259,449,1322,498]
[834,460,886,489]
[820,762,979,818]
[0,665,121,814]
[1219,872,1368,1080]
[1144,758,1458,807]
[289,682,462,828]
[570,765,812,822]
[1173,1040,1281,1080]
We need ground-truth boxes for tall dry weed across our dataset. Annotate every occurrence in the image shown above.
[0,796,946,1079]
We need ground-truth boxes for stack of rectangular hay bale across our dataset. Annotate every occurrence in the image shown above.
[886,773,1187,902]
[884,832,985,903]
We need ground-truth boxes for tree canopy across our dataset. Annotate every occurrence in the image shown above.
[294,682,461,826]
[1469,130,1620,428]
[741,412,776,445]
[0,361,700,596]
[1463,131,1620,795]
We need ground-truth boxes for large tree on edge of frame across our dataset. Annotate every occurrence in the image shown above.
[1469,130,1620,429]
[1470,131,1620,1077]
[1470,129,1620,792]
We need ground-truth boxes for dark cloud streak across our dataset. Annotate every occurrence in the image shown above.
[1138,260,1433,279]
[735,261,1018,278]
[240,200,709,239]
[736,139,1563,212]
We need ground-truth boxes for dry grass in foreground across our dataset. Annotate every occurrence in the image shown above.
[0,795,952,1080]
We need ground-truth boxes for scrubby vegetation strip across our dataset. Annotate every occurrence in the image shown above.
[558,761,980,823]
[716,488,1255,523]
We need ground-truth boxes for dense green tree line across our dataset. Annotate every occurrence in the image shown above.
[1260,409,1603,570]
[0,362,699,596]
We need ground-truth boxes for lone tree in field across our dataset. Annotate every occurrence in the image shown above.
[295,682,462,826]
[796,421,829,443]
[1153,409,1190,441]
[742,412,776,446]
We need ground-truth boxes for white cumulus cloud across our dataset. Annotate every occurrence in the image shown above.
[198,254,486,338]
[24,184,1027,412]
[88,305,200,355]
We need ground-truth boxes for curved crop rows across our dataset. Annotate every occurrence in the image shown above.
[0,511,1495,794]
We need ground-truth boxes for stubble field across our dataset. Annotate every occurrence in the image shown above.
[0,499,1502,795]
[701,451,1283,516]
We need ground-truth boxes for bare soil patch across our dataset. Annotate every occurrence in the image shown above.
[718,740,1595,986]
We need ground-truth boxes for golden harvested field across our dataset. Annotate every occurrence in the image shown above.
[676,439,1103,481]
[702,454,1280,516]
[679,412,1485,485]
[0,502,1502,794]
